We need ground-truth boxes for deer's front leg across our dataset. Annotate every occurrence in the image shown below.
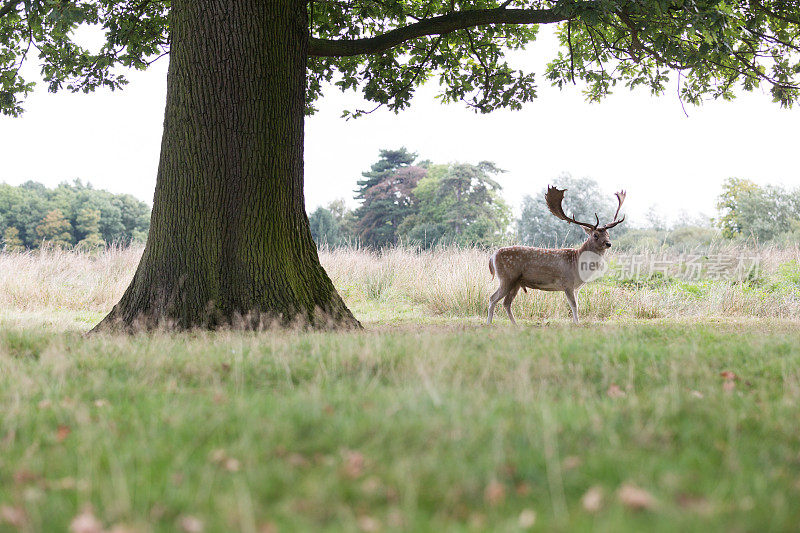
[564,288,579,324]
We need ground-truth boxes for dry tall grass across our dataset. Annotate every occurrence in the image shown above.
[323,244,800,321]
[0,245,136,312]
[0,244,798,321]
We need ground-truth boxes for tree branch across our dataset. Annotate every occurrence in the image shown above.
[309,7,568,57]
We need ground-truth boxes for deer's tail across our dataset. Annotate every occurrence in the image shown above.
[489,254,495,280]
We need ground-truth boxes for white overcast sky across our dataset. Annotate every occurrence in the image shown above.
[1,28,798,227]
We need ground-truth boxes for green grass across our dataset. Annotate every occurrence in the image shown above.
[2,318,800,532]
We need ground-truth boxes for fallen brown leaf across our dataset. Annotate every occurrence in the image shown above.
[607,384,626,398]
[0,505,26,527]
[483,480,506,506]
[209,449,227,463]
[581,486,604,513]
[208,449,240,472]
[69,507,104,533]
[212,392,226,404]
[56,425,71,443]
[618,483,656,511]
[258,522,278,533]
[342,450,365,479]
[361,476,382,495]
[676,493,713,515]
[287,453,309,468]
[518,509,536,529]
[720,371,737,380]
[178,515,204,533]
[357,515,381,532]
[14,469,39,485]
[515,482,532,496]
[223,457,240,472]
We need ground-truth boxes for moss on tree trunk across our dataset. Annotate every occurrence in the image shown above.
[94,0,359,331]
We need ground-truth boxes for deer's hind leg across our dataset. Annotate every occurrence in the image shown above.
[487,280,514,325]
[503,284,520,325]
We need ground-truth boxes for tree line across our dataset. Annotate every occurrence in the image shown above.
[310,148,800,249]
[2,163,797,252]
[0,180,150,250]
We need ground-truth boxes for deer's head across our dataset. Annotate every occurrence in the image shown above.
[545,185,626,254]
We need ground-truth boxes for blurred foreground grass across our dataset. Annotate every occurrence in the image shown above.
[2,319,800,532]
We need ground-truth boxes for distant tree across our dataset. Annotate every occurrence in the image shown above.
[355,148,416,198]
[309,206,343,247]
[644,205,669,232]
[117,195,151,243]
[716,178,800,241]
[75,208,101,237]
[0,183,46,247]
[75,208,104,248]
[673,210,713,229]
[716,178,761,238]
[2,226,23,251]
[516,175,618,247]
[326,199,356,242]
[401,162,510,247]
[36,209,73,247]
[355,157,426,248]
[0,181,150,248]
[309,200,357,247]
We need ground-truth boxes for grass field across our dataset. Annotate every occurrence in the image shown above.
[1,246,800,532]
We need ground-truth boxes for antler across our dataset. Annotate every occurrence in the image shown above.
[600,190,627,230]
[544,186,598,230]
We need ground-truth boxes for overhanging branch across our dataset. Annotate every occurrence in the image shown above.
[309,7,568,57]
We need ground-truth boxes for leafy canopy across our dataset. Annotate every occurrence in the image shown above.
[1,1,798,117]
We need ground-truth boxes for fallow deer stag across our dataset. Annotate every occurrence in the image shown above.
[487,186,626,324]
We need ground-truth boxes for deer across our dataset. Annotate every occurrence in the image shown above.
[487,186,626,325]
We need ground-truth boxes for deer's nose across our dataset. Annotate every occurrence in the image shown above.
[605,242,612,248]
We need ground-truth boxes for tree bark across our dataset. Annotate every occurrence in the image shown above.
[94,0,359,331]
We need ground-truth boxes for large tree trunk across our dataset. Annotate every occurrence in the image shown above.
[94,0,359,331]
